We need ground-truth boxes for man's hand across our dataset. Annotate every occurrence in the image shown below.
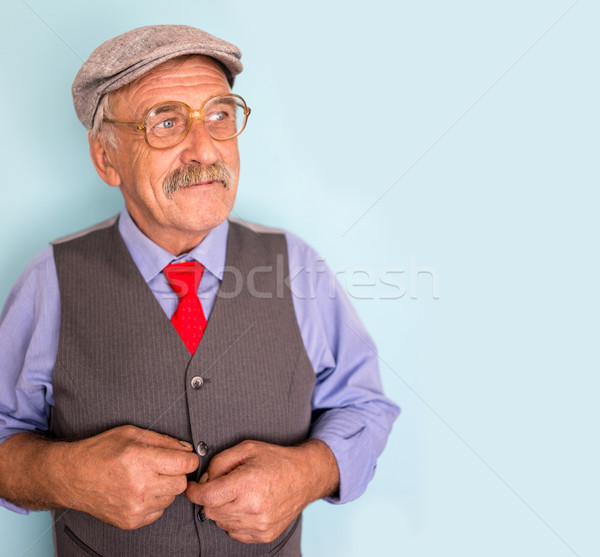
[57,425,199,529]
[185,439,339,544]
[0,425,199,530]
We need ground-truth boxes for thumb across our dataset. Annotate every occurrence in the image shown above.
[128,427,194,452]
[186,472,239,507]
[205,441,255,480]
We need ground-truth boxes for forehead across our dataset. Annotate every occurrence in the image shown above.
[111,55,230,117]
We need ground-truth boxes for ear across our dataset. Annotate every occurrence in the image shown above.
[88,132,122,187]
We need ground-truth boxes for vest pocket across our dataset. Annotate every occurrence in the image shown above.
[64,525,104,557]
[268,516,301,555]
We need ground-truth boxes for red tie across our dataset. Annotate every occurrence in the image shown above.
[163,261,207,354]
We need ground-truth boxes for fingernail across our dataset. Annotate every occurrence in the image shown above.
[179,440,193,450]
[199,472,209,484]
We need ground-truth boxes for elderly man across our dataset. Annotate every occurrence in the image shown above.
[0,25,398,556]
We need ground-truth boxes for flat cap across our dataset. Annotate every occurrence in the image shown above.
[72,24,243,129]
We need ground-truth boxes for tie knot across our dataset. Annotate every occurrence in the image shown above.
[164,261,204,298]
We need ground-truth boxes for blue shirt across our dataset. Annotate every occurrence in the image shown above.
[0,208,399,512]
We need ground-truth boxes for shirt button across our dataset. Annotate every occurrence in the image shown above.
[190,376,204,390]
[197,442,208,456]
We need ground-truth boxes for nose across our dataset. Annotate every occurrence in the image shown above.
[177,119,220,166]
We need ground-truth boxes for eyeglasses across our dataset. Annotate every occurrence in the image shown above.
[103,94,251,150]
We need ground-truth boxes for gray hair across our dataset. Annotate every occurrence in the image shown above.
[89,93,119,148]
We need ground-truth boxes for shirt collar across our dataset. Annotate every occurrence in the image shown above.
[118,207,229,284]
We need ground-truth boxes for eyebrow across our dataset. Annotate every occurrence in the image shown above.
[149,103,182,115]
[210,97,237,106]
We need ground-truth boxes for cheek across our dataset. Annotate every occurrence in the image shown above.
[219,142,240,171]
[133,150,182,192]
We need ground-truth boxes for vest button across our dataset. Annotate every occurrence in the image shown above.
[197,507,206,522]
[190,376,204,390]
[196,442,208,456]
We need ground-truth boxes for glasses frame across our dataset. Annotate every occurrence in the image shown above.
[103,93,251,150]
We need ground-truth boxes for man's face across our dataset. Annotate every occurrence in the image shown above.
[99,55,240,254]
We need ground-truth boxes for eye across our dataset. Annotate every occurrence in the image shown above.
[156,118,175,129]
[146,104,187,136]
[206,110,227,123]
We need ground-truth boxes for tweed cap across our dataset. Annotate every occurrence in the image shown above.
[72,24,243,129]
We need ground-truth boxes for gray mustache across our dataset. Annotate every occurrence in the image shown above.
[163,162,235,198]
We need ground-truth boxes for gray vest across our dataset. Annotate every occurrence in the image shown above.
[50,218,315,557]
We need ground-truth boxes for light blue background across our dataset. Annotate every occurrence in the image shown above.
[0,1,597,555]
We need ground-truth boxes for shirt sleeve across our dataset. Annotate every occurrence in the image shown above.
[285,232,400,504]
[0,245,60,513]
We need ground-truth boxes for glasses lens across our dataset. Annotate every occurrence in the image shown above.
[204,96,247,140]
[145,102,189,148]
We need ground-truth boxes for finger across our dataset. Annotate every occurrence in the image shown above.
[185,475,238,508]
[154,494,177,510]
[145,446,199,476]
[205,440,261,480]
[202,500,286,543]
[221,527,271,545]
[155,474,189,496]
[213,519,284,545]
[203,500,271,527]
[203,500,240,522]
[122,426,194,452]
[225,530,256,544]
[139,510,166,528]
